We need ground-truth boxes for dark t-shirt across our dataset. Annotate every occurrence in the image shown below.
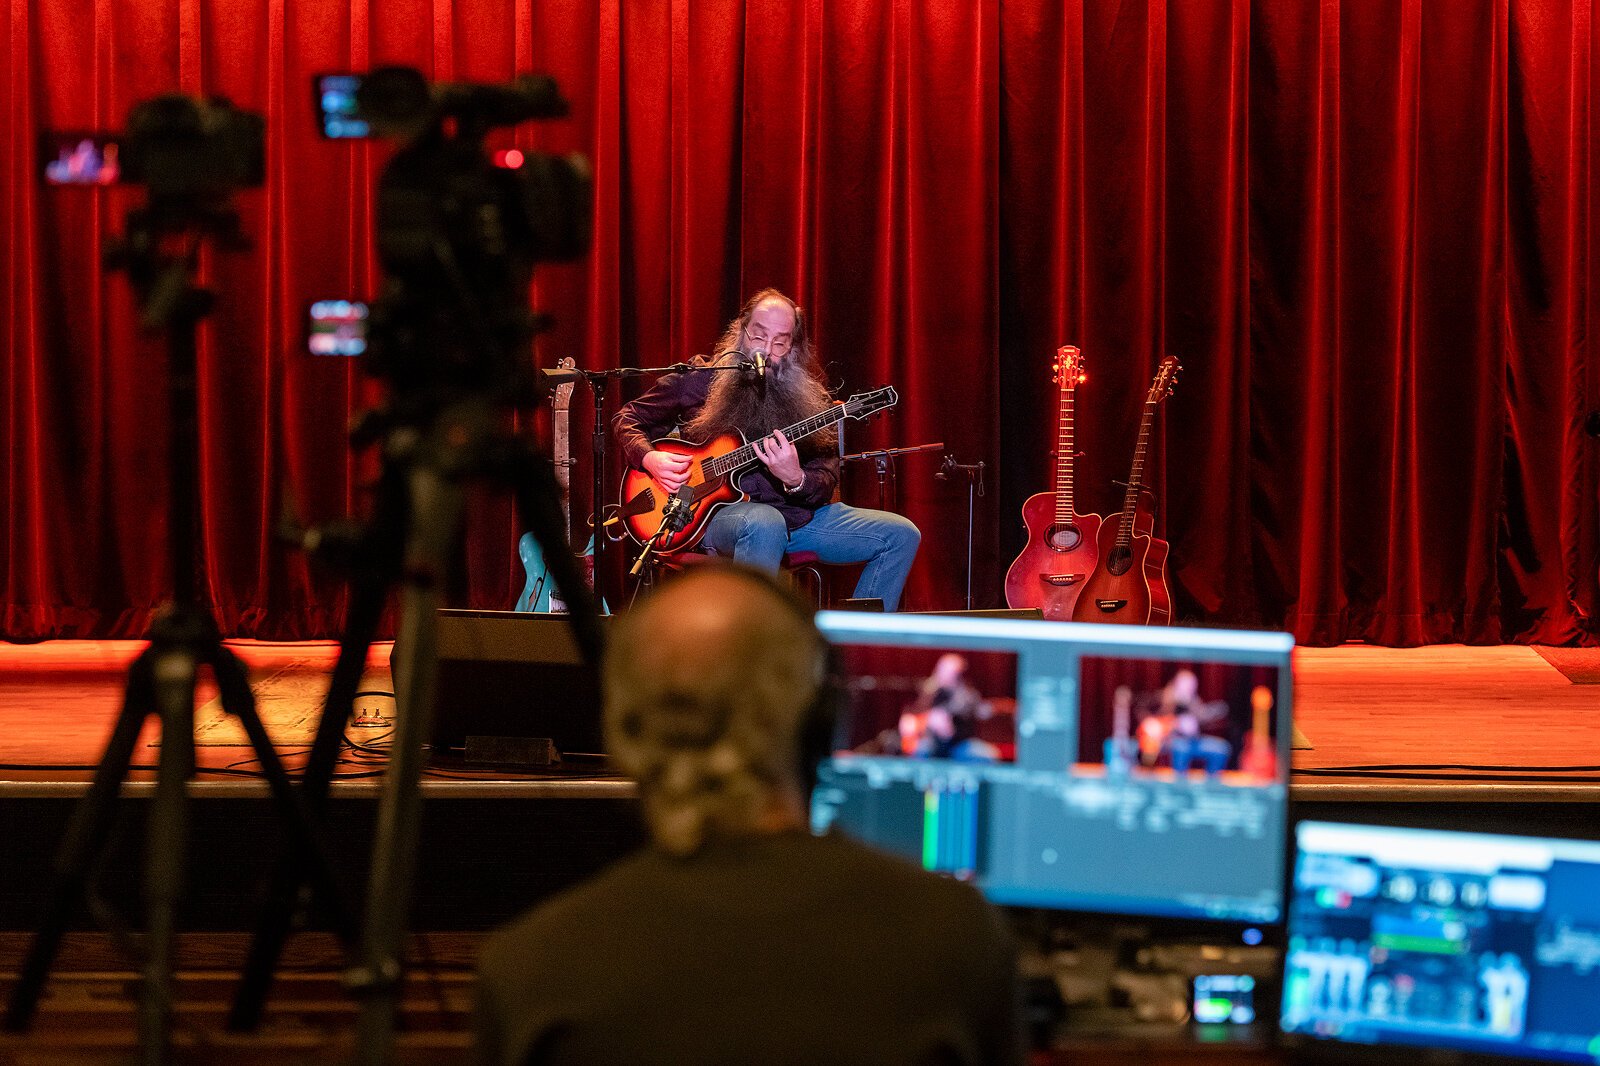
[475,831,1023,1066]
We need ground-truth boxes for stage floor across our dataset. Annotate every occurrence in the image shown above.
[2,639,1598,800]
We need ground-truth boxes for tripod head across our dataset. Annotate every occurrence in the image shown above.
[77,94,264,327]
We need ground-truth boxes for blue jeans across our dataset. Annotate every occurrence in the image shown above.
[700,502,921,611]
[1169,734,1232,776]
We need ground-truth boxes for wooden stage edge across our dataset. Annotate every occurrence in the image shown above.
[2,640,1599,805]
[1,774,1597,806]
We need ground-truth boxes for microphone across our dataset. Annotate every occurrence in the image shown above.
[743,349,768,377]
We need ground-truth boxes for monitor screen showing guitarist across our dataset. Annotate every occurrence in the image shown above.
[811,613,1294,927]
[833,646,1019,765]
[1076,656,1282,784]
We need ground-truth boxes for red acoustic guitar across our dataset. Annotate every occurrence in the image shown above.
[617,387,898,557]
[1071,356,1179,626]
[1003,345,1104,619]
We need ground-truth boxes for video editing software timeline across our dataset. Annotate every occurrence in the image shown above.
[810,614,1295,925]
[1283,822,1600,1062]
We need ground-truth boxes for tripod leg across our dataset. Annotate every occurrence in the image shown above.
[352,465,462,1065]
[139,644,200,1066]
[227,573,387,1031]
[4,654,158,1032]
[211,641,356,925]
[231,461,405,1031]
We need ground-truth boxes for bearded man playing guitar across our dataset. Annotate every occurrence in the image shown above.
[614,289,921,610]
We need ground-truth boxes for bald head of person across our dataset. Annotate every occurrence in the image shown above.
[603,563,834,856]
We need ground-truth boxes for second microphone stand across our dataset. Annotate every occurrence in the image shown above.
[841,441,944,512]
[936,454,986,610]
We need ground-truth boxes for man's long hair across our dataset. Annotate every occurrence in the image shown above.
[683,288,837,453]
[603,564,832,856]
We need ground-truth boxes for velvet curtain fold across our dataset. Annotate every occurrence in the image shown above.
[3,0,1597,644]
[998,0,1598,645]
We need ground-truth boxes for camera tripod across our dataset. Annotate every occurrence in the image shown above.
[3,206,352,1066]
[216,388,603,1062]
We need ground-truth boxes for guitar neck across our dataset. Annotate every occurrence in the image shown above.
[551,359,577,535]
[705,405,847,479]
[1116,400,1159,548]
[1054,374,1078,525]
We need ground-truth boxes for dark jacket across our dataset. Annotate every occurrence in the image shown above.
[475,832,1024,1066]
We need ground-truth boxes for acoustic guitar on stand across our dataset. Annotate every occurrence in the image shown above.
[617,387,898,557]
[1071,356,1180,626]
[1003,345,1104,619]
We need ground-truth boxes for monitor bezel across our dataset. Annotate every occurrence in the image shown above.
[1279,813,1600,1066]
[813,612,1296,936]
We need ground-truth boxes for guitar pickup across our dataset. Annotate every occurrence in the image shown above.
[1095,599,1128,611]
[1041,574,1083,586]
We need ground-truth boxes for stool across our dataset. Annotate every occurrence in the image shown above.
[782,551,827,608]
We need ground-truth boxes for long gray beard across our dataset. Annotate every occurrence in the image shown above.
[684,355,837,454]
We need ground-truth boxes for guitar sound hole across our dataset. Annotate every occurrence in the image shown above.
[1107,546,1132,577]
[1046,524,1081,552]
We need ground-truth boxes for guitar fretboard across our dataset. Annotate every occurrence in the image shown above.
[1116,402,1157,549]
[704,405,852,479]
[1053,352,1079,525]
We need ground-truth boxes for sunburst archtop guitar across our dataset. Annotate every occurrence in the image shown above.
[618,387,898,557]
[1004,345,1104,620]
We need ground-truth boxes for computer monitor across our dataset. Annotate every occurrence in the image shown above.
[1282,821,1600,1063]
[810,612,1294,928]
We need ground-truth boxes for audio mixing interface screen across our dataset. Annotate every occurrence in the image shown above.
[1283,821,1600,1062]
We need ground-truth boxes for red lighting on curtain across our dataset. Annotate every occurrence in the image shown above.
[2,0,1596,645]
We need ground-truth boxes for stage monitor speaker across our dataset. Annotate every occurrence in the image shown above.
[420,609,607,762]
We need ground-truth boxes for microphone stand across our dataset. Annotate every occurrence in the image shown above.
[841,441,944,512]
[936,454,986,610]
[541,360,749,610]
[627,487,694,580]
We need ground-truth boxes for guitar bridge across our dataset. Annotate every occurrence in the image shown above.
[1041,574,1084,586]
[1095,599,1128,611]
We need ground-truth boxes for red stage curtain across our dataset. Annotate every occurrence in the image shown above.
[2,0,1597,644]
[999,0,1599,645]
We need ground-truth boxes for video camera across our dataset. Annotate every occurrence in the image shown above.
[43,95,264,200]
[312,66,591,398]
